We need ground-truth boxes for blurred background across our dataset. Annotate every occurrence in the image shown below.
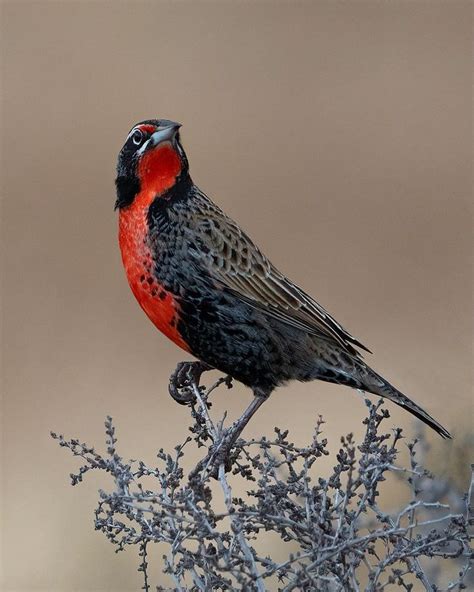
[1,1,472,590]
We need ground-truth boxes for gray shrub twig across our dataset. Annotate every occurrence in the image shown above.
[52,368,473,591]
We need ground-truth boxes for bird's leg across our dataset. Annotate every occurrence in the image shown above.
[168,361,213,405]
[208,388,270,473]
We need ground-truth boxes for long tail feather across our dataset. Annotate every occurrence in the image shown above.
[362,366,451,439]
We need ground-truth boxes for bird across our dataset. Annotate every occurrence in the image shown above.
[115,118,450,441]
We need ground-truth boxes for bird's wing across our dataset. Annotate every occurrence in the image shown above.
[188,197,370,357]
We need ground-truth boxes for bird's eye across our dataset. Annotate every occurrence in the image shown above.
[132,130,144,146]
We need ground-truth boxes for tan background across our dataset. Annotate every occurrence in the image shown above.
[1,1,472,590]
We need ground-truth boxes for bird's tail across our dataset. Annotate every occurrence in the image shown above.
[359,364,451,439]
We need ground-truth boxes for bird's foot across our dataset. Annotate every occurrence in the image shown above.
[196,395,268,478]
[168,361,213,405]
[193,427,241,479]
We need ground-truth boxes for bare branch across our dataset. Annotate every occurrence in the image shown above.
[51,367,473,591]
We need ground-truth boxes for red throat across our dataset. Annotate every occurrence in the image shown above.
[137,143,182,200]
[118,143,189,352]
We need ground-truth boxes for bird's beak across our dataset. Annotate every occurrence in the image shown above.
[148,121,182,148]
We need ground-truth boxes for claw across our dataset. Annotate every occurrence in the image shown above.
[168,361,212,405]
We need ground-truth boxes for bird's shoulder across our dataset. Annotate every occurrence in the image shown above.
[184,189,269,273]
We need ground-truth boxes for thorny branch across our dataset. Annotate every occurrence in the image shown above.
[52,366,473,591]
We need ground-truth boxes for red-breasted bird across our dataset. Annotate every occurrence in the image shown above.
[115,119,450,440]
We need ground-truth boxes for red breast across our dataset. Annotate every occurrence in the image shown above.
[118,144,190,352]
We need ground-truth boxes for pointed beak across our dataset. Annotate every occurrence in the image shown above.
[148,121,181,148]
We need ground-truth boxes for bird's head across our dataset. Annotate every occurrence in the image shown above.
[115,119,188,210]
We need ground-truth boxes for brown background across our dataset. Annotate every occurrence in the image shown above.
[1,1,472,590]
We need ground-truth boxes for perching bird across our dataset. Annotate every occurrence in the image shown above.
[115,119,450,440]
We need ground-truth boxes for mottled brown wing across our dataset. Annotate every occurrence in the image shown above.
[189,196,370,357]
